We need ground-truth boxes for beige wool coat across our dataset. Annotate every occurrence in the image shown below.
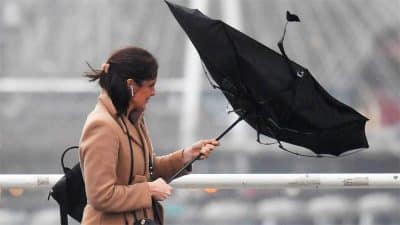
[79,90,187,225]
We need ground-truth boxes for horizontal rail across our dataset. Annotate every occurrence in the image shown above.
[0,174,399,189]
[172,174,400,189]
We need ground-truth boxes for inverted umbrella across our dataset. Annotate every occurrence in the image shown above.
[165,1,368,180]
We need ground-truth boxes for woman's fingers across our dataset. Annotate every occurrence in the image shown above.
[199,143,217,159]
[149,178,173,201]
[185,139,220,161]
[202,139,220,146]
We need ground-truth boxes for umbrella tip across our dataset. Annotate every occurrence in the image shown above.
[286,10,301,22]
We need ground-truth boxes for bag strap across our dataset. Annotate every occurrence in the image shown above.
[120,117,135,185]
[120,116,138,225]
[122,116,155,224]
[121,116,156,223]
[61,146,79,174]
[57,145,79,225]
[60,203,68,225]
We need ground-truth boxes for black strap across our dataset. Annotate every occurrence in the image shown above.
[60,204,68,225]
[60,146,79,174]
[120,117,135,185]
[58,176,69,225]
[57,146,79,225]
[121,116,154,223]
[120,116,140,224]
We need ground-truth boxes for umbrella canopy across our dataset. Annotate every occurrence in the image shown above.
[165,1,368,156]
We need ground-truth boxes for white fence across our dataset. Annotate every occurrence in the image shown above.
[0,173,399,189]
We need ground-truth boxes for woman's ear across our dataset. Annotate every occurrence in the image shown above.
[126,79,139,91]
[126,78,134,87]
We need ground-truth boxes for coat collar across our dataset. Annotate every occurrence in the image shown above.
[97,90,154,176]
[98,89,117,117]
[98,90,145,148]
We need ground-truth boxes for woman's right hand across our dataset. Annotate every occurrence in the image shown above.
[148,178,172,201]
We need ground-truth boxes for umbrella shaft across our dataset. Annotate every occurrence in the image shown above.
[216,113,246,141]
[168,113,246,183]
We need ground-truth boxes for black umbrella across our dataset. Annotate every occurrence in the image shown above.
[165,1,368,180]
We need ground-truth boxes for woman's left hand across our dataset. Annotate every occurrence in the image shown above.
[183,139,220,163]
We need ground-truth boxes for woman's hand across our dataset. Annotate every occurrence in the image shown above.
[183,139,220,163]
[148,178,172,201]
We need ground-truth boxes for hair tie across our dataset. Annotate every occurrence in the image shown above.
[101,63,110,74]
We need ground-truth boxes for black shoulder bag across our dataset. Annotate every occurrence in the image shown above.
[48,146,86,225]
[49,117,160,225]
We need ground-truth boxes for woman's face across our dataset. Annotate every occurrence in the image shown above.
[131,79,157,111]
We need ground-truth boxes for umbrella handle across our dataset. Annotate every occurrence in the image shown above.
[168,113,247,183]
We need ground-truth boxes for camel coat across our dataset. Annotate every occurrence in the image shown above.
[79,90,187,225]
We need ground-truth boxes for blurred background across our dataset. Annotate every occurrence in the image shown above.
[0,0,399,224]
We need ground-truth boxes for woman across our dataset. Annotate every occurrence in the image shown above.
[79,46,219,225]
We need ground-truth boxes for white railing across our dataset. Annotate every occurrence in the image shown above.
[0,173,399,189]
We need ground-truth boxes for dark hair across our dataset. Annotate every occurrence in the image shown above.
[85,46,158,116]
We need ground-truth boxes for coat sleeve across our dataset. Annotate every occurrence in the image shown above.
[152,149,191,181]
[79,117,152,212]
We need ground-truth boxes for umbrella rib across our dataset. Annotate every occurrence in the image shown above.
[256,114,365,157]
[200,61,219,89]
[200,61,237,97]
[220,25,253,97]
[254,108,322,158]
[254,113,318,158]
